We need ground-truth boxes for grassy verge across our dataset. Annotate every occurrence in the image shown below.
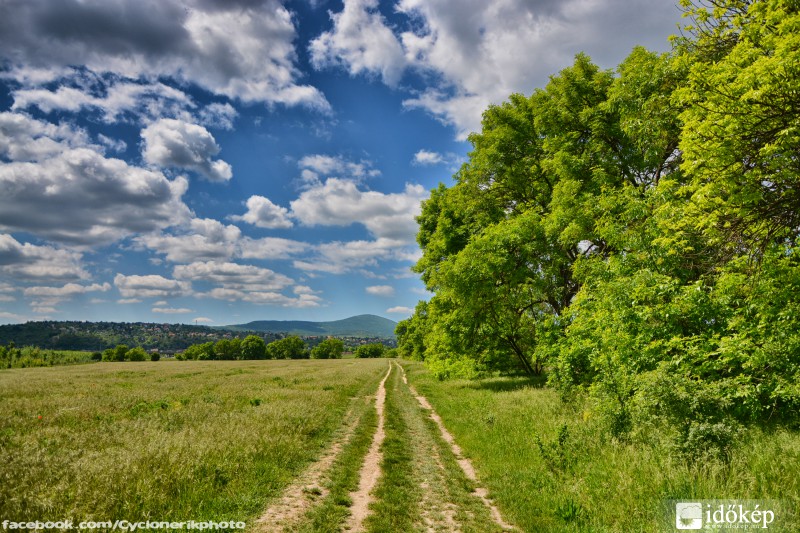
[363,364,418,532]
[295,376,380,533]
[401,361,800,532]
[0,359,387,527]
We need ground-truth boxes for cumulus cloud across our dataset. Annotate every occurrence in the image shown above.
[23,282,111,312]
[412,149,444,165]
[0,113,190,246]
[197,102,238,130]
[173,261,293,292]
[312,0,680,138]
[136,218,308,263]
[23,283,111,298]
[12,79,195,124]
[294,238,417,274]
[173,261,321,307]
[231,195,293,229]
[141,118,232,182]
[366,284,395,297]
[297,154,380,187]
[386,306,414,314]
[0,0,329,109]
[114,273,192,299]
[152,307,193,314]
[290,178,427,242]
[193,316,214,323]
[309,0,407,86]
[0,234,88,281]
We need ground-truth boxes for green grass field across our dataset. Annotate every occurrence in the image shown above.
[400,361,800,532]
[2,358,798,532]
[0,359,387,527]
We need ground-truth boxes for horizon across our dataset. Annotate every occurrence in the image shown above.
[0,0,680,326]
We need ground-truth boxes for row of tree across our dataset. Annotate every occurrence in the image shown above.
[397,0,800,451]
[176,336,388,361]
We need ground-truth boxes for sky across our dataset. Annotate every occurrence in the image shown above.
[0,0,683,326]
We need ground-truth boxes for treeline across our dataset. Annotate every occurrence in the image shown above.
[0,342,99,368]
[176,336,390,361]
[397,0,800,455]
[0,321,280,351]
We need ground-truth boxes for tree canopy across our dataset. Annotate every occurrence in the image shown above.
[398,0,800,450]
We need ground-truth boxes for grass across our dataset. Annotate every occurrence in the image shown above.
[400,360,800,532]
[0,358,387,528]
[296,373,381,533]
[362,364,418,532]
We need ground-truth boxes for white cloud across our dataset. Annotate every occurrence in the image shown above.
[97,134,127,153]
[114,273,192,299]
[297,154,381,187]
[0,113,190,246]
[238,237,309,261]
[412,149,444,165]
[294,238,417,274]
[0,0,329,109]
[0,234,88,281]
[290,178,427,242]
[173,261,293,292]
[12,80,195,124]
[231,195,293,229]
[135,218,242,264]
[141,118,232,182]
[137,218,308,263]
[309,0,407,86]
[0,311,26,323]
[198,102,238,130]
[386,306,414,314]
[152,307,193,314]
[202,287,322,307]
[312,0,679,138]
[366,285,395,297]
[117,298,142,304]
[23,283,110,298]
[193,316,214,323]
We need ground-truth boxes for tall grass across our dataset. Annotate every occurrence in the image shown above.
[0,359,387,527]
[401,361,800,532]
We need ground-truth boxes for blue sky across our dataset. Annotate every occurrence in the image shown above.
[0,0,681,326]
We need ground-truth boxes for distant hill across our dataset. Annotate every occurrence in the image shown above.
[226,314,398,338]
[0,321,279,351]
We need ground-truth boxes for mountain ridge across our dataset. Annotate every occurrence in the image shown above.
[225,314,397,338]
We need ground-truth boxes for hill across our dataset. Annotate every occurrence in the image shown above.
[0,321,279,352]
[226,314,397,338]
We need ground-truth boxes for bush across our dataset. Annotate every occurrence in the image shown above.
[150,352,160,362]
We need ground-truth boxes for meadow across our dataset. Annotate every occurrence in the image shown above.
[0,359,387,527]
[400,361,800,532]
[2,358,798,532]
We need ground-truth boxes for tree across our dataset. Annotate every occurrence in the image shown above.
[677,0,800,254]
[126,346,147,361]
[267,336,308,360]
[214,338,241,360]
[113,344,129,362]
[240,335,267,360]
[355,343,385,358]
[311,338,344,359]
[182,341,215,360]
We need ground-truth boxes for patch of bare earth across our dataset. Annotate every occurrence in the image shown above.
[345,364,392,532]
[398,364,517,531]
[252,390,374,532]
